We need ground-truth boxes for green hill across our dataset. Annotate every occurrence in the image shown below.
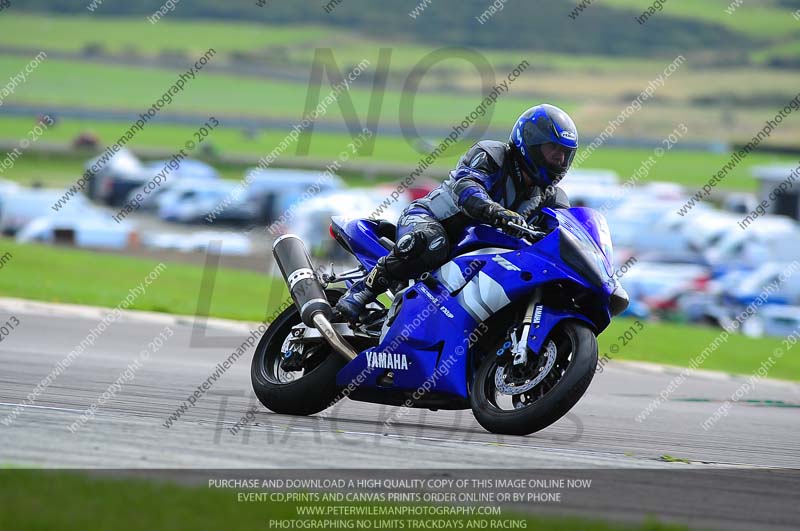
[13,0,798,63]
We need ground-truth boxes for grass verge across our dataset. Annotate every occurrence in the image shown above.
[600,318,798,382]
[0,240,286,322]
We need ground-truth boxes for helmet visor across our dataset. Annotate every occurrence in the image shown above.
[540,142,576,178]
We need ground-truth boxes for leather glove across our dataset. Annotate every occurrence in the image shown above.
[488,204,527,238]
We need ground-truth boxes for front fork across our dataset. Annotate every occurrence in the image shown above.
[506,290,541,367]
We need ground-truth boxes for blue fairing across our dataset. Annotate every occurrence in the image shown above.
[330,216,527,271]
[330,216,390,271]
[332,207,616,402]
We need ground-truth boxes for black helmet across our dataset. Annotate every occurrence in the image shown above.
[510,104,578,188]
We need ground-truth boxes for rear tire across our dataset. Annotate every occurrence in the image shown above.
[251,290,346,416]
[470,321,597,436]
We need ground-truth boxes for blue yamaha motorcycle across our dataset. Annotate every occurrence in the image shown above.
[252,207,628,435]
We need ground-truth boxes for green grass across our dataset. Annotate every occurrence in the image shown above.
[3,10,798,73]
[0,469,702,531]
[751,39,800,64]
[0,13,337,57]
[1,242,798,381]
[1,116,794,192]
[0,240,288,322]
[659,455,692,464]
[603,0,800,38]
[0,115,469,171]
[600,318,799,382]
[0,55,539,128]
[0,13,680,74]
[584,147,796,190]
[0,149,254,187]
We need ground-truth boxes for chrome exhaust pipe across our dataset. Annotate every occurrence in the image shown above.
[273,234,357,361]
[312,313,358,361]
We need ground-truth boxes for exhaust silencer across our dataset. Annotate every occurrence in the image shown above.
[272,235,358,361]
[272,234,333,327]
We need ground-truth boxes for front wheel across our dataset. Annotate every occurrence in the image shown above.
[470,321,597,436]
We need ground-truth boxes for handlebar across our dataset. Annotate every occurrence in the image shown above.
[507,221,547,241]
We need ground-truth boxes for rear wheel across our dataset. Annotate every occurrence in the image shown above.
[251,290,347,416]
[470,320,597,435]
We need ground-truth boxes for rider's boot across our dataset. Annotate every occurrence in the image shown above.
[334,257,392,322]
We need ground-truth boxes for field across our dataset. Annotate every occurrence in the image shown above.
[2,7,798,67]
[1,119,795,192]
[603,0,800,38]
[0,13,699,71]
[0,12,798,201]
[1,13,799,149]
[0,55,540,127]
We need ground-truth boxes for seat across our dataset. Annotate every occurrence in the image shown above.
[377,220,397,241]
[376,220,397,251]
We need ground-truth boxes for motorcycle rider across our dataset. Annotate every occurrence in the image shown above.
[335,104,578,322]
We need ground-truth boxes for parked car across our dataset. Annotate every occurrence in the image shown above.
[16,212,137,250]
[683,211,741,253]
[703,216,798,271]
[720,261,800,307]
[722,192,758,215]
[84,148,150,206]
[147,158,219,181]
[622,262,711,318]
[143,231,252,255]
[0,188,92,236]
[559,169,621,209]
[740,304,800,338]
[677,292,729,326]
[158,181,259,224]
[242,168,344,224]
[123,159,220,212]
[607,199,706,260]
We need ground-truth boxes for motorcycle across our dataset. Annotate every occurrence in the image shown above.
[251,207,629,435]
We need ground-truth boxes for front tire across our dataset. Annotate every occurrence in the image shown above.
[470,321,597,436]
[251,290,347,416]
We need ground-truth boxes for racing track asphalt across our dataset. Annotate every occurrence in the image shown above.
[1,299,798,530]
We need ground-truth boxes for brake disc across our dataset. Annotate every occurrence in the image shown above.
[494,340,557,395]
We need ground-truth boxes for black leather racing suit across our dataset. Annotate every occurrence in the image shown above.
[382,140,570,281]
